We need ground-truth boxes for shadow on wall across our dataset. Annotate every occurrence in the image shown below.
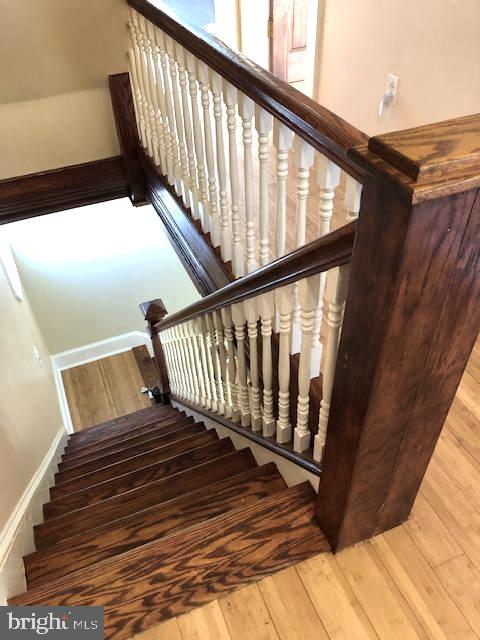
[3,199,200,354]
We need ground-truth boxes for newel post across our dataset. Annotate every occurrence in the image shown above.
[140,298,171,405]
[316,114,480,550]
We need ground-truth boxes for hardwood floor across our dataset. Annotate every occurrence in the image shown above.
[62,348,151,431]
[131,338,480,640]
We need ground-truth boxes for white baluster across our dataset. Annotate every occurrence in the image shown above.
[183,322,201,405]
[224,82,244,277]
[245,298,262,431]
[195,316,212,409]
[128,12,153,157]
[259,292,275,436]
[255,107,273,266]
[221,306,240,422]
[294,274,322,453]
[210,70,231,262]
[239,94,257,272]
[201,315,219,412]
[185,52,210,232]
[206,313,225,415]
[275,284,295,443]
[273,121,294,259]
[345,175,362,221]
[171,326,185,400]
[314,265,350,461]
[213,310,231,418]
[175,44,200,219]
[187,319,204,406]
[166,35,189,207]
[179,324,195,402]
[156,28,179,189]
[137,16,160,167]
[311,156,341,377]
[143,18,166,170]
[232,302,250,426]
[198,61,221,247]
[145,22,168,174]
[127,48,147,149]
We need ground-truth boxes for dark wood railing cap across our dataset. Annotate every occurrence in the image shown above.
[154,221,357,332]
[140,299,168,325]
[350,113,480,203]
[128,0,368,180]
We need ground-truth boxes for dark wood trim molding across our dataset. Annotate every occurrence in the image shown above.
[317,114,480,551]
[109,73,147,204]
[128,0,368,180]
[0,157,128,225]
[155,220,356,332]
[139,148,233,296]
[171,395,321,477]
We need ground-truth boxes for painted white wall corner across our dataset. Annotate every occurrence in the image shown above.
[0,427,68,604]
[52,331,153,434]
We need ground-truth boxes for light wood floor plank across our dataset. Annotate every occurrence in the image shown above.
[219,583,280,640]
[177,601,232,640]
[296,554,378,640]
[435,555,480,638]
[257,567,329,640]
[133,618,183,640]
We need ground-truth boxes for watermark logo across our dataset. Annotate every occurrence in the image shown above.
[0,607,104,638]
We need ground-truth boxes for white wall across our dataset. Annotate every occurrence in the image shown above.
[315,0,480,136]
[0,241,63,532]
[5,199,200,354]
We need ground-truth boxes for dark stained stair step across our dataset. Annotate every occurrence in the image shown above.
[25,463,285,588]
[11,483,329,640]
[65,408,182,453]
[56,423,206,481]
[52,429,217,499]
[62,414,193,461]
[35,448,256,549]
[44,437,234,519]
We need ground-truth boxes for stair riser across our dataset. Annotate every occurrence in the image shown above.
[11,485,328,640]
[35,449,256,550]
[60,418,195,467]
[25,466,285,588]
[67,405,174,446]
[44,438,234,519]
[52,431,218,498]
[62,415,194,463]
[57,424,206,480]
[65,412,184,454]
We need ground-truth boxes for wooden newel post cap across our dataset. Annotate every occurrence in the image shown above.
[139,299,168,325]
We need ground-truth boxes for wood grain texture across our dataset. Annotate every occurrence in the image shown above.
[59,420,199,472]
[109,72,147,204]
[128,0,367,179]
[56,423,206,480]
[132,345,159,391]
[63,414,188,459]
[316,153,480,548]
[0,157,128,224]
[50,431,218,500]
[11,484,329,640]
[35,448,257,549]
[25,464,285,588]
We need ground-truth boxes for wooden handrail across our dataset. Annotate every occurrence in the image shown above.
[128,0,368,179]
[155,220,357,332]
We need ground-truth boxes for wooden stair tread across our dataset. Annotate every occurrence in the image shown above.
[67,405,178,448]
[25,463,285,588]
[62,414,193,460]
[52,429,217,499]
[56,423,206,481]
[12,483,328,640]
[44,437,235,519]
[36,448,256,549]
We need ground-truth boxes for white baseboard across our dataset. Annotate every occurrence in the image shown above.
[52,331,153,434]
[0,427,68,604]
[170,400,320,492]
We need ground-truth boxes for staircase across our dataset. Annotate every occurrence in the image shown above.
[10,403,329,639]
